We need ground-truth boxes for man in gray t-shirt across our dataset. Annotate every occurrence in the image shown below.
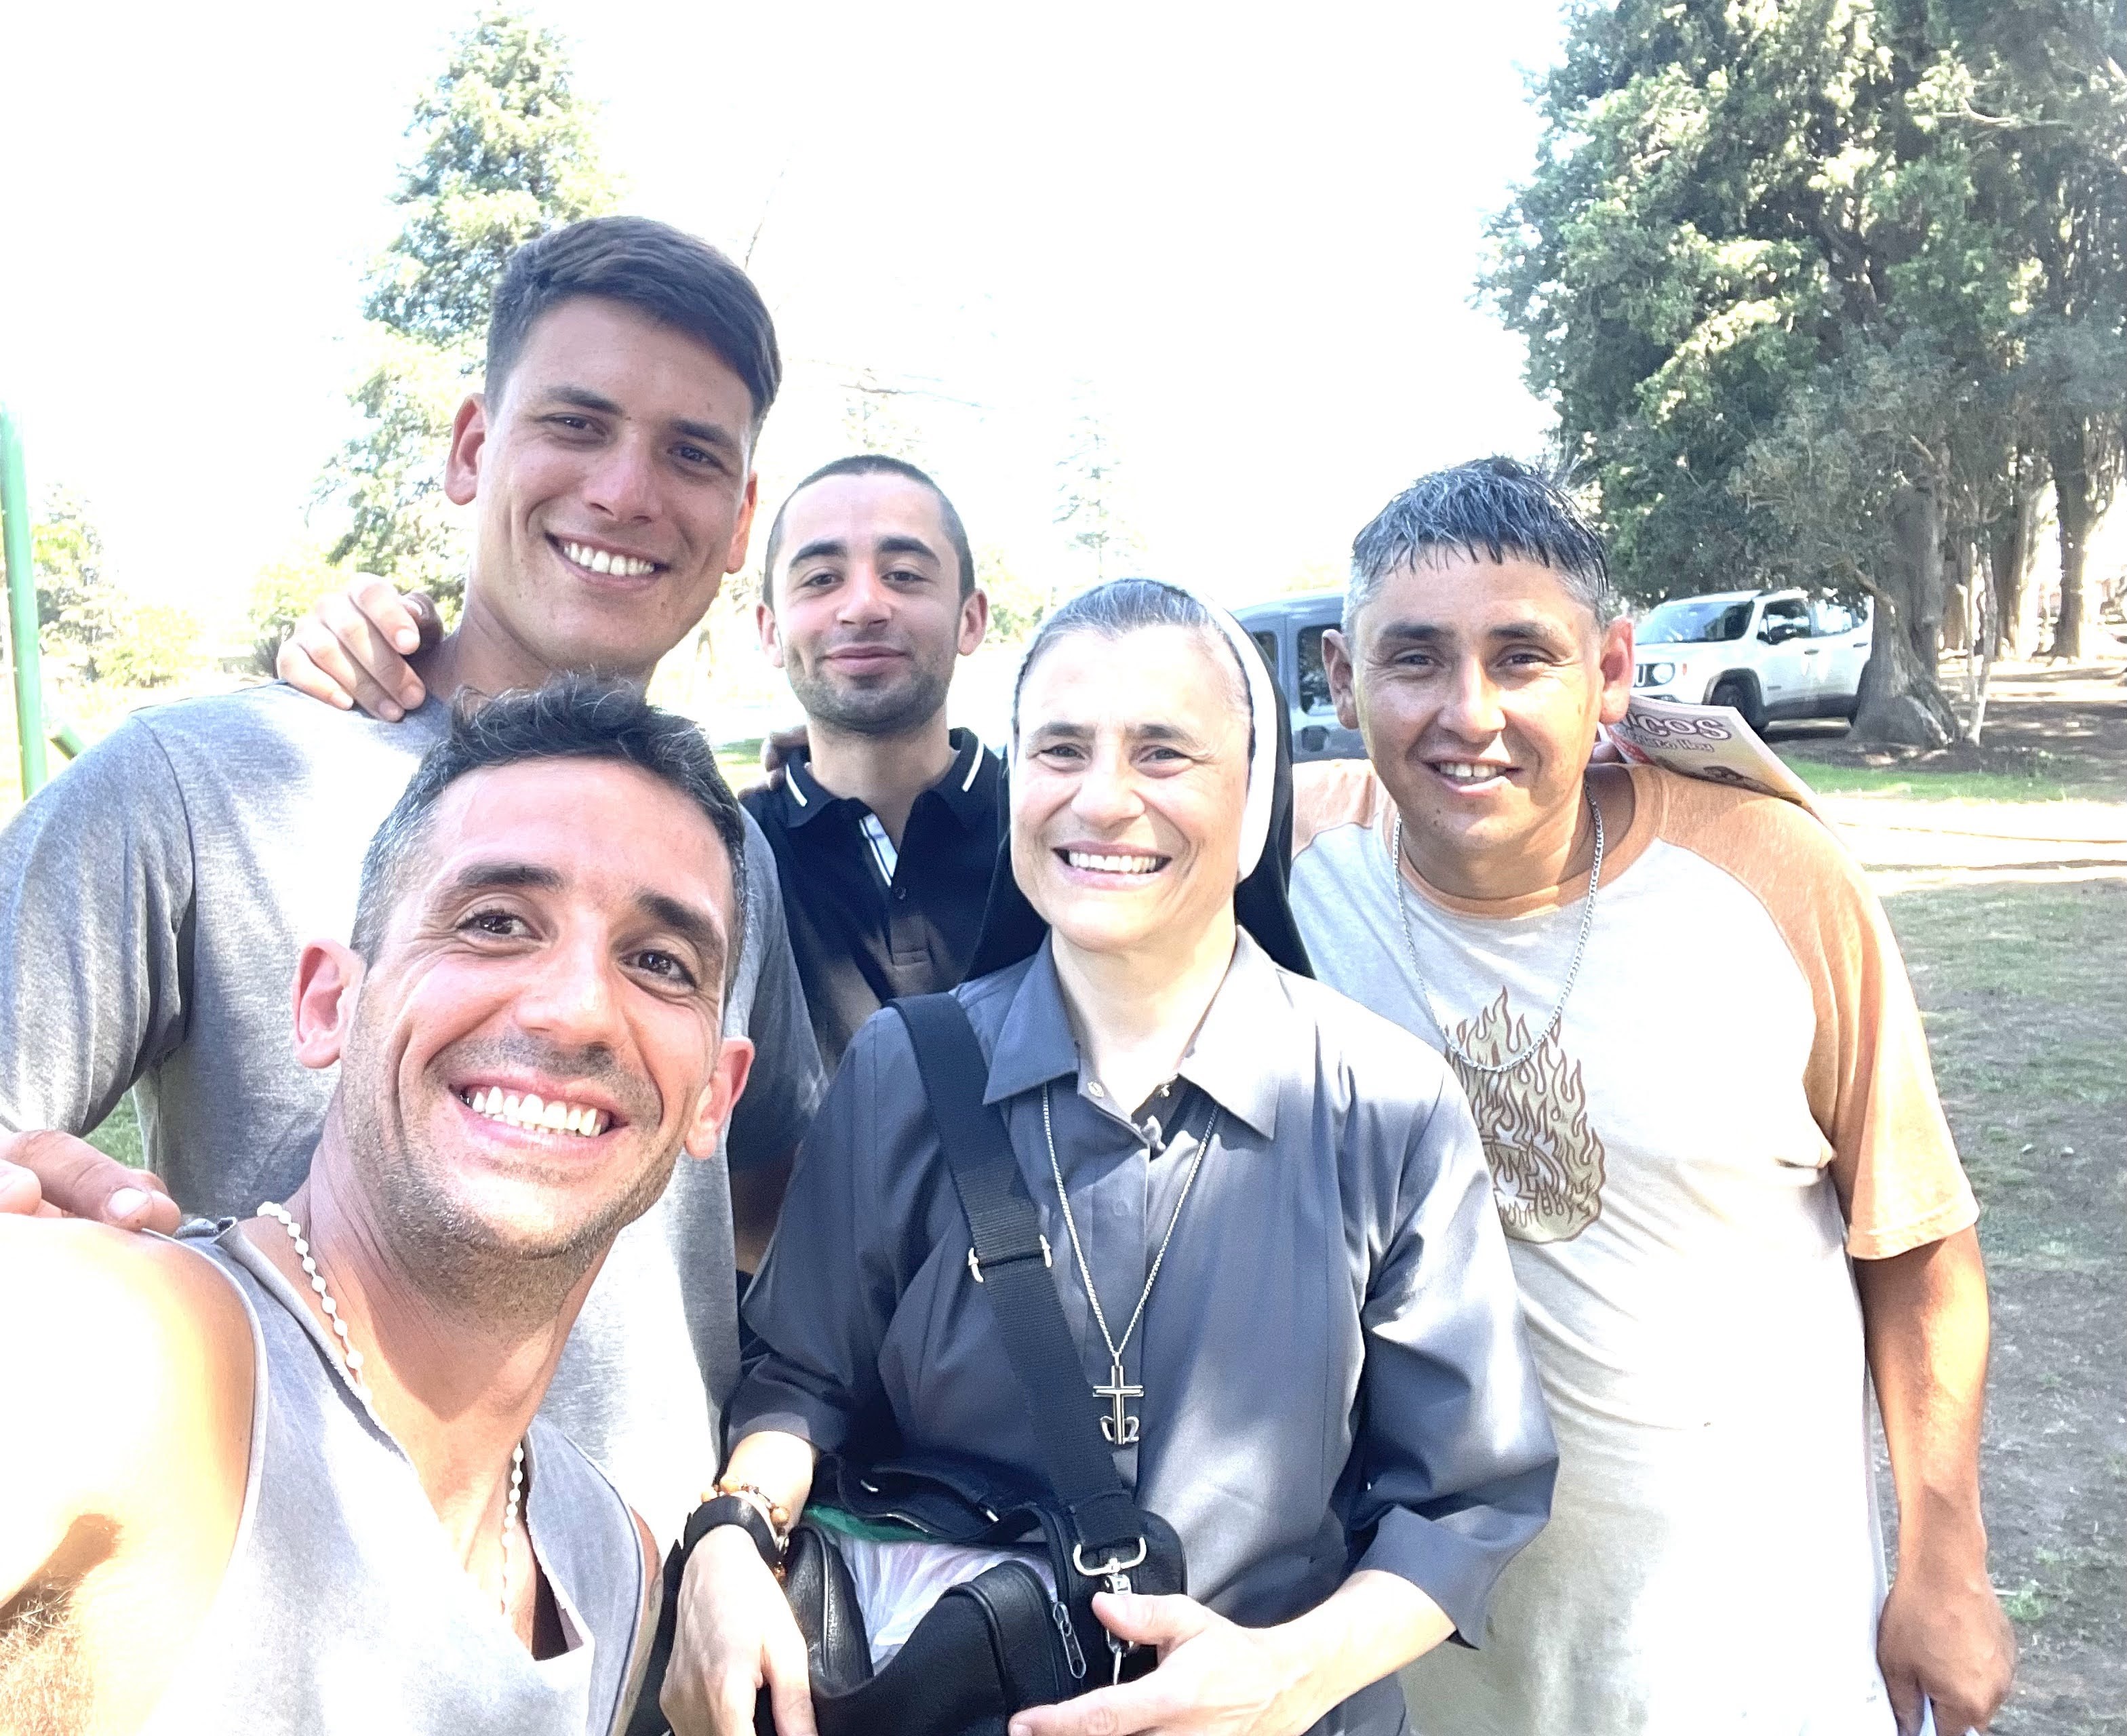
[0,216,825,1544]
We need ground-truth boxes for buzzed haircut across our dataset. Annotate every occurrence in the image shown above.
[350,676,748,983]
[485,216,782,427]
[760,454,976,606]
[1347,456,1618,633]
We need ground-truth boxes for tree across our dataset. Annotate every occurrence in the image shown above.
[317,8,614,606]
[1939,0,2127,658]
[30,487,121,662]
[1483,0,2122,742]
[1054,409,1142,592]
[976,545,1052,644]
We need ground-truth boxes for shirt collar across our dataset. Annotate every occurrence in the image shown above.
[982,930,1284,1139]
[776,728,999,831]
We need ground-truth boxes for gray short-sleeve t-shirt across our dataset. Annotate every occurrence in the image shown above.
[0,683,825,1540]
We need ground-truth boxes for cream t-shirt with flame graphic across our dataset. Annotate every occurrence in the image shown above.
[1291,760,1976,1736]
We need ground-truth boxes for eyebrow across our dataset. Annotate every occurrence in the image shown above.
[539,385,744,459]
[787,534,942,568]
[1025,719,1210,750]
[1372,618,1576,648]
[439,861,565,902]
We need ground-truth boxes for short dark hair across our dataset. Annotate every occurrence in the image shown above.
[760,455,976,607]
[1011,577,1248,734]
[351,677,749,984]
[1347,456,1616,632]
[485,216,782,428]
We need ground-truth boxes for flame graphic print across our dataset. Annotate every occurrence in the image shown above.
[1445,989,1606,1242]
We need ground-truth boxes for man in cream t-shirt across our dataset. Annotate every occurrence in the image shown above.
[1291,458,2014,1735]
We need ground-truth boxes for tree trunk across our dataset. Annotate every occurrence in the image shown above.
[2050,422,2094,660]
[1988,449,2045,658]
[1852,484,1958,747]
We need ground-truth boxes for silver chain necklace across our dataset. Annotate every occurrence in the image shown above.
[1040,1084,1218,1447]
[1389,788,1605,1076]
[258,1200,525,1621]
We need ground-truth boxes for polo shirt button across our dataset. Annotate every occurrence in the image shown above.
[895,887,907,901]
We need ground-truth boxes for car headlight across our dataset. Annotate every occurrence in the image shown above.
[1644,660,1677,686]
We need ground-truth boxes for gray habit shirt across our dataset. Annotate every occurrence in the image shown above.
[0,684,827,1542]
[733,932,1557,1736]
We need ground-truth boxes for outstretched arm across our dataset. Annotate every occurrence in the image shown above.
[0,1219,252,1729]
[1858,1225,2014,1734]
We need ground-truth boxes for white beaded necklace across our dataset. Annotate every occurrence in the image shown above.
[258,1201,525,1620]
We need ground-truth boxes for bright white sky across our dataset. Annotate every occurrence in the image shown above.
[2,1,1564,629]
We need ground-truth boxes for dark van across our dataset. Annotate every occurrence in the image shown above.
[1233,590,1364,762]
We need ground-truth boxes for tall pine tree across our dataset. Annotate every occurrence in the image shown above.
[318,9,614,604]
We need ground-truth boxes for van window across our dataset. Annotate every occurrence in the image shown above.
[1250,631,1279,680]
[1297,627,1335,714]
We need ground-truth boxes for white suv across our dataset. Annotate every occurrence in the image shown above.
[1632,589,1873,730]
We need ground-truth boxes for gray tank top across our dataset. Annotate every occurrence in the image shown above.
[140,1223,646,1736]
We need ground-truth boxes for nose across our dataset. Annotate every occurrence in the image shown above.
[1070,740,1142,830]
[512,927,627,1055]
[1436,654,1505,743]
[581,434,658,524]
[834,563,892,628]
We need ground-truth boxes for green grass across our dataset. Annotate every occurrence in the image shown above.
[1781,758,2101,803]
[85,1092,146,1168]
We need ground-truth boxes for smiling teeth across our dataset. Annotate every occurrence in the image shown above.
[462,1086,608,1137]
[1066,851,1162,875]
[1437,763,1504,783]
[561,540,658,578]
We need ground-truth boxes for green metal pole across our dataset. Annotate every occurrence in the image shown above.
[0,407,48,798]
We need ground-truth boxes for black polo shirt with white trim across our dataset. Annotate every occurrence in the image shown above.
[741,728,1007,1069]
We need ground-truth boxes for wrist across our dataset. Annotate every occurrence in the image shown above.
[683,1491,788,1575]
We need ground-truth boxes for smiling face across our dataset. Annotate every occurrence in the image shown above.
[1012,625,1249,962]
[302,757,753,1279]
[445,296,761,685]
[1324,551,1634,899]
[759,471,987,738]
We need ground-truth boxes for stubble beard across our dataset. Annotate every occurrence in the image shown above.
[335,1031,677,1337]
[786,650,953,741]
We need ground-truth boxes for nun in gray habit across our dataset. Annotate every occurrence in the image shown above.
[719,578,1555,1736]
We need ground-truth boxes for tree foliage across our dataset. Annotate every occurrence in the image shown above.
[30,488,120,658]
[1486,0,2127,741]
[317,9,614,605]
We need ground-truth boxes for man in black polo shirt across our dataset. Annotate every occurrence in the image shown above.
[727,456,1004,1267]
[744,454,1006,1065]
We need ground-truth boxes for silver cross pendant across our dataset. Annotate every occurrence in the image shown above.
[1094,1357,1142,1446]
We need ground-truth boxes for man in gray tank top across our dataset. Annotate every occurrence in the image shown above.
[0,679,756,1735]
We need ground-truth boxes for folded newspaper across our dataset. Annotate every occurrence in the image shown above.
[1603,696,1829,821]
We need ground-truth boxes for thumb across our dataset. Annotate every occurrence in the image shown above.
[1092,1590,1214,1651]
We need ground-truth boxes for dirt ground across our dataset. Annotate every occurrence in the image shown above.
[1773,659,2126,1734]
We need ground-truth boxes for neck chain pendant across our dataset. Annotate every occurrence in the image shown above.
[1094,1356,1145,1445]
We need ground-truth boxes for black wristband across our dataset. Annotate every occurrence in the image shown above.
[682,1493,782,1571]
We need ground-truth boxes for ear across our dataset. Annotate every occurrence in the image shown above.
[957,587,991,657]
[293,941,367,1069]
[724,471,761,575]
[443,395,488,507]
[756,596,787,670]
[1321,627,1361,731]
[1595,616,1635,726]
[682,1035,755,1160]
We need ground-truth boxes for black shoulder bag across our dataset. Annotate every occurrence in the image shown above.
[755,992,1187,1736]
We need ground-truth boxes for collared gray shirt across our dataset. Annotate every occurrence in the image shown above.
[734,932,1557,1736]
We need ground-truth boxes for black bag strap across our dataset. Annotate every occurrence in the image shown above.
[892,993,1148,1571]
